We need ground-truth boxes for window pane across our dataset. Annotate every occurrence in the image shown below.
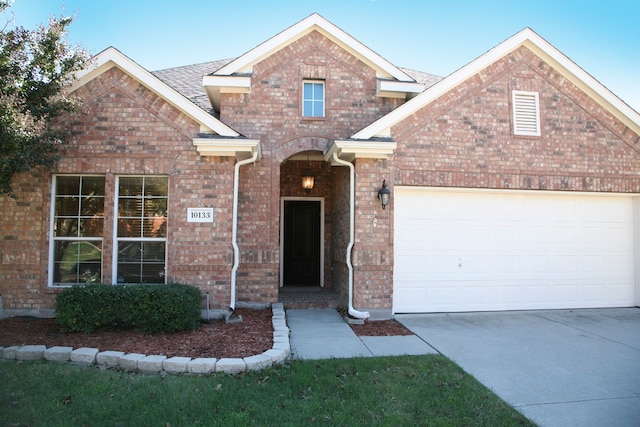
[56,197,79,216]
[79,218,103,237]
[56,176,80,195]
[313,100,323,117]
[141,264,165,283]
[119,177,143,196]
[119,242,141,262]
[143,217,167,238]
[81,177,105,196]
[54,218,78,237]
[304,82,313,99]
[143,241,165,262]
[80,196,104,216]
[144,198,167,216]
[53,240,101,284]
[144,177,168,196]
[118,218,142,237]
[314,83,323,98]
[119,199,143,218]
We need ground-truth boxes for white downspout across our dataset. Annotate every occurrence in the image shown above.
[332,152,370,319]
[230,150,259,312]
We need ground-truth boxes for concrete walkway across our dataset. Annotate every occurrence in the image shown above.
[286,308,436,359]
[396,308,640,427]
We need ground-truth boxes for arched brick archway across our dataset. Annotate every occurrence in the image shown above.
[275,137,333,164]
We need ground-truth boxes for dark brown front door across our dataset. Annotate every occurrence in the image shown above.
[283,200,321,286]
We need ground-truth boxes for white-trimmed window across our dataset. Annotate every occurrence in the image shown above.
[114,176,168,284]
[512,90,541,136]
[303,80,325,118]
[50,175,105,286]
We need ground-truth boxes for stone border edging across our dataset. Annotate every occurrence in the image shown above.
[0,303,290,375]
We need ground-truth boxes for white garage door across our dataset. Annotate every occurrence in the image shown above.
[393,188,637,313]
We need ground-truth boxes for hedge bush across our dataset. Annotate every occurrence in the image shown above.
[55,283,202,333]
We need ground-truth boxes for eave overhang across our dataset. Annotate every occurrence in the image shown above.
[325,139,397,164]
[192,137,262,161]
[202,75,252,112]
[377,79,425,99]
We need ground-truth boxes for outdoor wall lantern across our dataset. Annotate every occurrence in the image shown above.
[378,180,391,209]
[301,172,315,192]
[301,153,315,192]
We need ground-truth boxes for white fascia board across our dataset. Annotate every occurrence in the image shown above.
[354,27,640,140]
[202,75,251,93]
[214,14,414,83]
[377,79,425,98]
[72,47,240,137]
[325,139,397,163]
[192,137,261,161]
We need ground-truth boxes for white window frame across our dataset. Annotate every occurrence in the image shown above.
[512,90,541,136]
[48,175,105,287]
[303,80,325,118]
[112,175,169,285]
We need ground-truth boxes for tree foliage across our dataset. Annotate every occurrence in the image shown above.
[0,0,89,196]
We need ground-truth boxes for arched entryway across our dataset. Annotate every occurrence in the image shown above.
[277,148,346,308]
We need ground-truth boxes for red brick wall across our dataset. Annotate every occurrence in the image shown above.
[219,31,405,305]
[0,67,237,312]
[391,46,640,191]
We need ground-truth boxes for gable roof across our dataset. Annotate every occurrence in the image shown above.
[202,13,425,111]
[352,27,640,140]
[71,48,261,160]
[71,47,240,137]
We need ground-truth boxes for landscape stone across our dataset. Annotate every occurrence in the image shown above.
[244,354,272,371]
[119,353,146,371]
[216,358,246,374]
[163,356,191,373]
[262,348,288,364]
[44,346,73,362]
[2,346,20,359]
[187,357,217,374]
[138,355,167,373]
[96,351,125,367]
[16,345,46,360]
[70,347,99,364]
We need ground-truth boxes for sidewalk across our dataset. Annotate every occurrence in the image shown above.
[286,308,436,359]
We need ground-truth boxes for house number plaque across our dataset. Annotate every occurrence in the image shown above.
[187,208,214,223]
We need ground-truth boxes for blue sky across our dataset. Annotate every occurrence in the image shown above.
[7,0,640,111]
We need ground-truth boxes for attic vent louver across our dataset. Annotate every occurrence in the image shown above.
[512,91,541,136]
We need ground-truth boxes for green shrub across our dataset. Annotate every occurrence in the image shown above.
[55,283,202,333]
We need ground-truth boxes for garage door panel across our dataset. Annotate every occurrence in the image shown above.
[394,189,636,313]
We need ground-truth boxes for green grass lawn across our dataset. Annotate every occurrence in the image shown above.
[1,355,534,426]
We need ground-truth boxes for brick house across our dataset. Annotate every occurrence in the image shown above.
[1,14,638,319]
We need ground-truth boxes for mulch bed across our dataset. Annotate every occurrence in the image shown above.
[0,308,414,360]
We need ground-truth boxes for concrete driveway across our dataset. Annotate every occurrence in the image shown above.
[396,308,640,427]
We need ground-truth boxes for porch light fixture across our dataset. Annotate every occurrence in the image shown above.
[301,153,315,192]
[378,180,391,209]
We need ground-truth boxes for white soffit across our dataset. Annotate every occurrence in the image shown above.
[325,139,397,163]
[192,138,261,161]
[353,28,640,139]
[71,47,240,137]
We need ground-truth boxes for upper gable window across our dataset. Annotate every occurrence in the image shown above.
[303,81,324,118]
[512,91,541,136]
